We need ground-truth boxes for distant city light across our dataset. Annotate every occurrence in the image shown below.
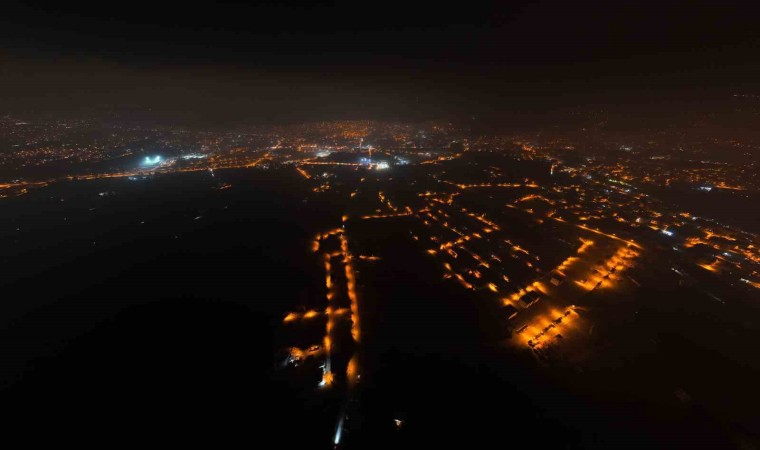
[662,229,674,236]
[334,415,345,445]
[181,153,207,160]
[375,161,390,170]
[698,186,713,192]
[142,155,162,166]
[316,150,332,158]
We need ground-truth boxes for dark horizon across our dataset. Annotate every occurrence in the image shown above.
[4,0,760,123]
[2,3,760,448]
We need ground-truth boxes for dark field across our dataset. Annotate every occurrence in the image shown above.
[0,167,758,448]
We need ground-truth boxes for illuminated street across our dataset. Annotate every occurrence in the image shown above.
[2,2,760,447]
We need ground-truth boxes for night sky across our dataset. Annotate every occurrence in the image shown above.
[3,0,759,121]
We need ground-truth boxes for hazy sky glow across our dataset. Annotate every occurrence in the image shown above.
[2,0,759,122]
